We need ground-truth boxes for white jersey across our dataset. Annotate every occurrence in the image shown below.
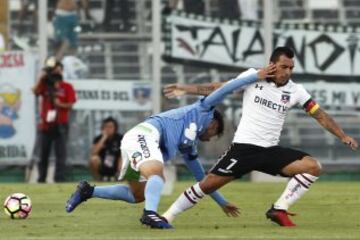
[233,68,311,147]
[62,56,89,80]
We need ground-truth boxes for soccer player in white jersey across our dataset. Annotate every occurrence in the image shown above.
[162,46,359,227]
[65,64,276,229]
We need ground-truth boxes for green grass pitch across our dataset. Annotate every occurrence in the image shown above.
[0,181,360,240]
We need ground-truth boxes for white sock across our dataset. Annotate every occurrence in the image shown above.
[274,173,318,210]
[162,183,205,223]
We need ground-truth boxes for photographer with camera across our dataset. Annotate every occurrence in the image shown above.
[32,57,77,183]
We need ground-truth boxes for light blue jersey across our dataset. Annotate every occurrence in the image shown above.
[144,70,258,207]
[146,69,258,162]
[146,101,213,162]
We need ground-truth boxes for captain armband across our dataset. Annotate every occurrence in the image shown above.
[303,99,320,115]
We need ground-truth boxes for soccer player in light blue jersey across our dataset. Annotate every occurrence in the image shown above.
[65,64,276,229]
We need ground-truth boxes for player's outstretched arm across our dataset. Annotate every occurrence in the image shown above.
[163,82,224,99]
[202,64,276,108]
[163,64,275,99]
[310,107,359,151]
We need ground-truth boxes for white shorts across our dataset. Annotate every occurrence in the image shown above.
[118,122,163,181]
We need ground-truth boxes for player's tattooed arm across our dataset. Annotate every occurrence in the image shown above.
[163,82,224,98]
[195,82,224,96]
[163,64,275,99]
[310,107,359,150]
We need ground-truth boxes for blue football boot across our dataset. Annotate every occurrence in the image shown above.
[65,180,94,213]
[140,209,174,229]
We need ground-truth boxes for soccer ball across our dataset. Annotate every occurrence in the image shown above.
[3,193,32,219]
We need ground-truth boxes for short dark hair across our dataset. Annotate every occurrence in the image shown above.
[101,117,118,132]
[270,46,294,63]
[213,109,224,137]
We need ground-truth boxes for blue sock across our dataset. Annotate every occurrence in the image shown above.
[92,185,135,203]
[144,175,164,212]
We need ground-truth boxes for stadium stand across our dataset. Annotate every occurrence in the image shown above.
[276,0,360,24]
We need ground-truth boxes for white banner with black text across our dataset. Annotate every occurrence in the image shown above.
[164,12,360,76]
[303,82,360,107]
[71,80,152,111]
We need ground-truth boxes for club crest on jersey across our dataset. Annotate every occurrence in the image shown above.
[281,94,290,104]
[255,84,263,90]
[131,151,143,167]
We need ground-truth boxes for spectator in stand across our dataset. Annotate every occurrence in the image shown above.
[53,0,92,60]
[61,55,89,80]
[90,117,123,181]
[32,57,77,182]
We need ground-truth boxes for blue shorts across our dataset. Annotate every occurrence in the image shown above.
[53,14,79,48]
